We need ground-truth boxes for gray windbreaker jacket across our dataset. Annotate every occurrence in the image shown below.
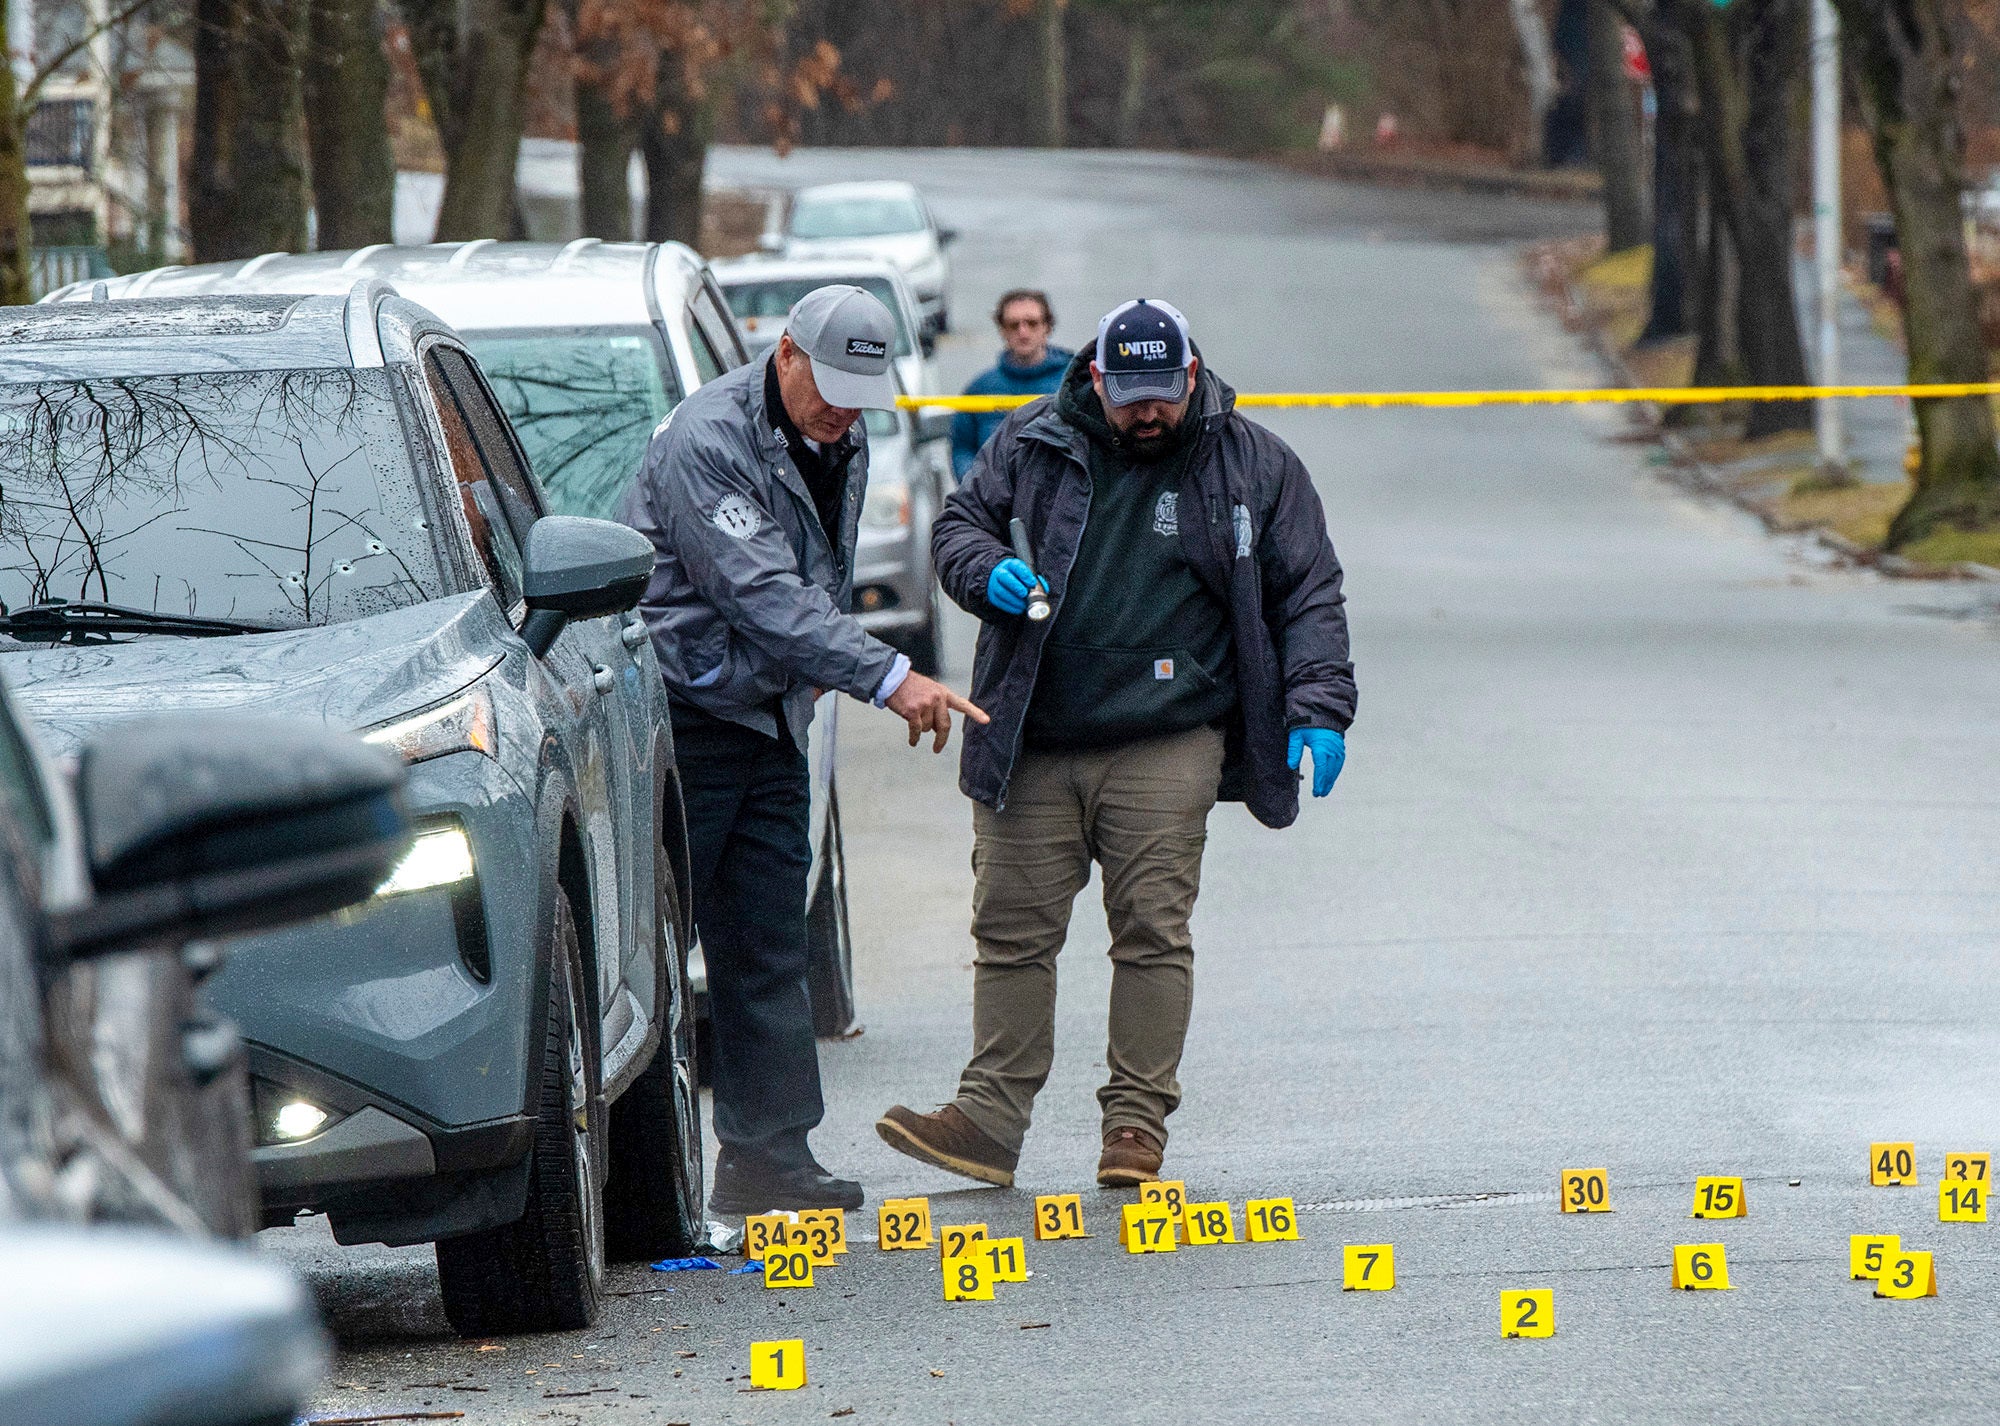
[619,356,902,746]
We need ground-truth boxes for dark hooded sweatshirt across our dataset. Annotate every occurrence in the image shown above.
[933,347,1356,830]
[1022,359,1237,748]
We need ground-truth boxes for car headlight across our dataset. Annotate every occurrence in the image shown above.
[375,824,475,898]
[862,482,911,530]
[364,686,495,764]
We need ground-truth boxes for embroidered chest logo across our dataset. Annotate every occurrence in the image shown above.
[712,493,761,540]
[1153,491,1179,537]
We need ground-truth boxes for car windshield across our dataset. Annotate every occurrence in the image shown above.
[465,329,681,521]
[789,195,926,240]
[721,277,915,358]
[0,368,443,631]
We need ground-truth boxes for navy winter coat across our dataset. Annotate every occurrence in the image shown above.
[932,355,1356,830]
[949,347,1073,480]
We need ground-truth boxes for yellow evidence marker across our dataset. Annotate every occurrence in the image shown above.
[878,1197,934,1251]
[1849,1234,1900,1281]
[1034,1193,1088,1241]
[1501,1289,1554,1338]
[942,1252,996,1302]
[1245,1198,1300,1242]
[1939,1178,1987,1224]
[1874,1250,1938,1299]
[1870,1142,1918,1187]
[743,1212,795,1260]
[1944,1151,1990,1185]
[1121,1202,1178,1254]
[1343,1244,1395,1291]
[1139,1180,1189,1237]
[1184,1202,1236,1245]
[1691,1177,1746,1219]
[762,1246,814,1289]
[939,1223,988,1262]
[981,1236,1030,1283]
[1559,1168,1611,1213]
[1671,1244,1731,1290]
[796,1210,844,1264]
[749,1339,806,1390]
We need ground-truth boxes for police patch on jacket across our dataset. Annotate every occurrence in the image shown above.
[713,493,761,539]
[1154,491,1178,537]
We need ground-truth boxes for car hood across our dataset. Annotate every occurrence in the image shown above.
[2,592,506,756]
[784,233,935,272]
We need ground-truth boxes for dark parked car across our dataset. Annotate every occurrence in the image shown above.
[0,671,411,1425]
[0,288,700,1335]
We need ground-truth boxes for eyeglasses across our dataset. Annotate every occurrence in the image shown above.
[1001,317,1048,331]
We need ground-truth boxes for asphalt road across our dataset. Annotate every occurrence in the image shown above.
[283,148,2000,1424]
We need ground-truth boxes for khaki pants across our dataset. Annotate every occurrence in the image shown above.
[952,725,1225,1154]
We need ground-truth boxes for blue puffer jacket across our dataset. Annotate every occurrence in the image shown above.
[950,347,1073,481]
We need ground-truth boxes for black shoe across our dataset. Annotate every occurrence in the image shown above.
[708,1152,864,1215]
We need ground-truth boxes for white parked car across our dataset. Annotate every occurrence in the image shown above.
[773,181,955,335]
[712,255,937,408]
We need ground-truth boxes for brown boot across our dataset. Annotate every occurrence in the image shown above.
[876,1104,1018,1188]
[1096,1127,1164,1188]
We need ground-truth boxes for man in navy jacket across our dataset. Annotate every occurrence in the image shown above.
[950,289,1072,482]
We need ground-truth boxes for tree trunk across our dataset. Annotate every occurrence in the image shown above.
[1679,0,1810,433]
[399,0,546,241]
[189,0,312,261]
[1691,182,1741,390]
[1116,25,1148,149]
[1639,12,1698,341]
[304,0,394,249]
[576,74,635,241]
[1,4,32,305]
[1041,0,1067,149]
[1510,0,1560,165]
[1835,0,2000,547]
[640,72,710,249]
[1546,0,1593,165]
[1587,0,1647,251]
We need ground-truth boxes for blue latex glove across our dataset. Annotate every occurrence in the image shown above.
[986,557,1042,617]
[1288,728,1346,798]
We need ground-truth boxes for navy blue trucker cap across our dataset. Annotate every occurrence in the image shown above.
[1095,298,1193,406]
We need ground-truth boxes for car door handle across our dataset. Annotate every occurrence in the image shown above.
[592,664,616,695]
[621,618,648,652]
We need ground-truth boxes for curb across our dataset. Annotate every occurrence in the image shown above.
[1272,151,1600,204]
[1559,277,2000,586]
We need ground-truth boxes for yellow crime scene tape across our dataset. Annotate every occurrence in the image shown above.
[898,382,2000,413]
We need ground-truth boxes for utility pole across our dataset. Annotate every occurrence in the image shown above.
[1811,0,1846,475]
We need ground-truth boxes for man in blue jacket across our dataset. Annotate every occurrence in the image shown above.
[879,299,1354,1191]
[949,289,1072,482]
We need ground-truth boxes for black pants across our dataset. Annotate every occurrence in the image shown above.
[671,703,823,1169]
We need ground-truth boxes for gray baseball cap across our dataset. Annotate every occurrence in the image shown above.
[786,285,900,410]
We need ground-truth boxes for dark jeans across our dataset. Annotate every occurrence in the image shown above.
[671,702,823,1168]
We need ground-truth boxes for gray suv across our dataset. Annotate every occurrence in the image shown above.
[0,288,697,1336]
[69,242,862,1038]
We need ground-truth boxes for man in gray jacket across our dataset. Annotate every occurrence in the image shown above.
[878,299,1353,1190]
[622,285,984,1214]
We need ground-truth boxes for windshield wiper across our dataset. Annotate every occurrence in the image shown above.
[0,601,283,645]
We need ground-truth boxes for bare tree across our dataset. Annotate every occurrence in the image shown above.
[1587,0,1647,250]
[305,0,396,247]
[1834,0,2000,548]
[399,0,548,239]
[189,0,312,260]
[0,5,29,305]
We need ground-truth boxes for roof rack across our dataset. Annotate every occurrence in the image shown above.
[340,244,391,271]
[551,237,603,272]
[235,251,292,280]
[445,238,497,269]
[342,278,399,368]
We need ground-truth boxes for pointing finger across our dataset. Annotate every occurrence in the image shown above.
[945,690,990,725]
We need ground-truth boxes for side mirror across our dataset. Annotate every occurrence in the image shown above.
[51,717,410,960]
[0,1227,328,1425]
[937,227,959,247]
[916,408,952,446]
[520,515,655,657]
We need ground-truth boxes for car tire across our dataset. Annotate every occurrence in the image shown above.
[603,869,705,1260]
[803,785,856,1038]
[905,576,943,677]
[434,890,605,1336]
